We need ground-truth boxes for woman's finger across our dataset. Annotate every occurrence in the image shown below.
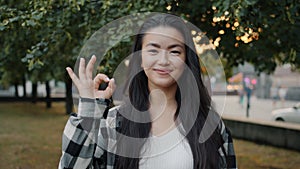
[66,67,80,87]
[108,78,116,93]
[86,55,96,80]
[78,58,86,80]
[94,78,116,99]
[106,78,116,97]
[94,73,110,90]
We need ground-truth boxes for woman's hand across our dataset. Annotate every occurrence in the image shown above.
[66,55,116,99]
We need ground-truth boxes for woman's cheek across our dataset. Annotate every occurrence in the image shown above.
[172,60,186,79]
[141,56,155,69]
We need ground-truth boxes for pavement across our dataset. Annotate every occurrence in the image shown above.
[212,95,299,122]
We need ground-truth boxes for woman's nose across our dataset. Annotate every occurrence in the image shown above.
[157,50,170,65]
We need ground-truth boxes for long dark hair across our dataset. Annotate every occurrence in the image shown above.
[115,13,222,169]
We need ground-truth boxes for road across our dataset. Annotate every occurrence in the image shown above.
[212,95,299,122]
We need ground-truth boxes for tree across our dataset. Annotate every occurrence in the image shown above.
[170,0,300,74]
[1,0,299,113]
[0,0,168,113]
[0,3,31,97]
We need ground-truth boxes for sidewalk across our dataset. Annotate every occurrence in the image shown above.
[212,95,299,122]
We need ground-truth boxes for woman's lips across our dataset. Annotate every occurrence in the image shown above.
[153,68,172,75]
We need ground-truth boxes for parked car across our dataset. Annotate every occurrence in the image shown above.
[271,102,300,124]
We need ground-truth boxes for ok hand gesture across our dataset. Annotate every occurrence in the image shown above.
[66,55,116,99]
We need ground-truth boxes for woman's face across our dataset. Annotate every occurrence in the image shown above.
[141,26,186,90]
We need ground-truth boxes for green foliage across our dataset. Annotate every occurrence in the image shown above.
[0,2,30,86]
[0,0,299,88]
[170,0,300,74]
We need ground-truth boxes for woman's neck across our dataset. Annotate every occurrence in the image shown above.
[148,84,178,136]
[148,83,177,109]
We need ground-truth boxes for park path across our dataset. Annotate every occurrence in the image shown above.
[212,95,299,122]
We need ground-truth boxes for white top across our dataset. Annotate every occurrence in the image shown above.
[139,125,194,169]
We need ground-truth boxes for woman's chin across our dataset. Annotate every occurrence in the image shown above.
[149,79,177,89]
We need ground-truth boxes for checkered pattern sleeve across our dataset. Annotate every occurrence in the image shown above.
[58,98,108,169]
[218,120,238,169]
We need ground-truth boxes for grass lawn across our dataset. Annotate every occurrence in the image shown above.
[0,102,300,169]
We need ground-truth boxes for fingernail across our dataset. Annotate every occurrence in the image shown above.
[106,77,110,81]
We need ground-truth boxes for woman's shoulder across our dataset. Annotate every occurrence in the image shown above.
[217,119,237,168]
[217,118,233,142]
[218,119,226,134]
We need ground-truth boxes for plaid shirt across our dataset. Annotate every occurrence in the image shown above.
[58,99,237,169]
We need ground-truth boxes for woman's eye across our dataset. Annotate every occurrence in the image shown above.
[148,49,158,55]
[170,50,181,55]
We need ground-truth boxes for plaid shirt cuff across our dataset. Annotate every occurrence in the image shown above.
[78,97,108,118]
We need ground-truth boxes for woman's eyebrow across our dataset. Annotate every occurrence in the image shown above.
[145,42,161,48]
[145,43,184,49]
[167,44,184,49]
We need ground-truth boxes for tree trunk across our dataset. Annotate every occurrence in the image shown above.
[22,76,27,98]
[32,83,37,103]
[14,83,19,97]
[65,78,73,114]
[45,81,52,108]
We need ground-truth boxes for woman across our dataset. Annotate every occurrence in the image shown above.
[60,13,237,169]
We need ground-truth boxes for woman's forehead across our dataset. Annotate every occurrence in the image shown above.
[143,26,185,45]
